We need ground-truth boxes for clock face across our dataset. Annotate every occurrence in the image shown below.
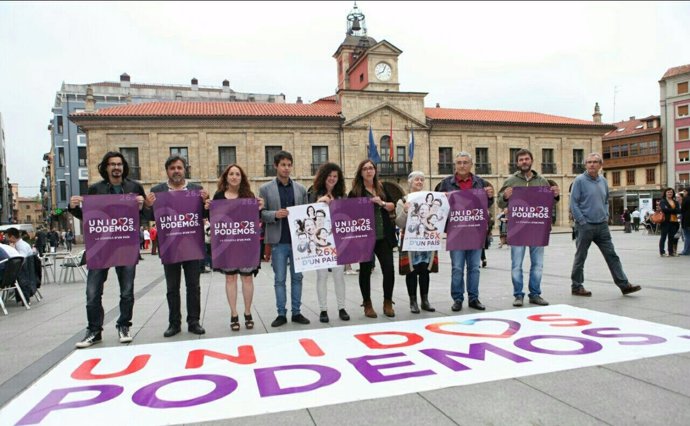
[374,62,392,81]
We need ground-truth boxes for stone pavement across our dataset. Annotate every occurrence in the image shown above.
[1,227,689,425]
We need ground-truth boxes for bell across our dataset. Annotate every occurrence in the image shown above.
[351,17,361,32]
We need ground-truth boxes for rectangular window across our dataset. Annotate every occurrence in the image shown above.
[120,147,140,180]
[311,146,329,175]
[474,148,491,174]
[630,143,639,156]
[79,180,88,195]
[57,147,65,167]
[78,147,87,167]
[218,146,237,176]
[646,168,655,184]
[679,150,690,163]
[509,148,521,173]
[603,145,611,159]
[265,146,282,176]
[541,148,556,174]
[626,170,635,185]
[612,145,620,158]
[57,116,63,134]
[649,141,659,154]
[620,144,629,157]
[438,147,453,174]
[59,180,67,201]
[679,81,689,94]
[679,173,690,183]
[639,142,648,155]
[612,171,621,186]
[379,136,391,161]
[679,105,689,118]
[170,147,190,178]
[572,149,585,174]
[679,128,689,141]
[77,125,85,134]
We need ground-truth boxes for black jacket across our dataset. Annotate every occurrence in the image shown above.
[68,178,148,220]
[145,182,207,221]
[347,187,397,247]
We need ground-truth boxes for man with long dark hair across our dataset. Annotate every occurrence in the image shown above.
[68,151,148,348]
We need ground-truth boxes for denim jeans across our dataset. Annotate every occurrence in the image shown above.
[271,243,303,316]
[449,249,481,302]
[163,260,201,327]
[85,265,136,332]
[681,227,690,255]
[571,222,628,290]
[511,245,544,298]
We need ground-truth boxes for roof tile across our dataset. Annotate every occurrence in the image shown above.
[425,107,602,126]
[661,64,690,80]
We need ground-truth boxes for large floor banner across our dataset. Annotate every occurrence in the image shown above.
[2,305,690,425]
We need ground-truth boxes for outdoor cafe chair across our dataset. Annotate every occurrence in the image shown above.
[0,256,30,315]
[59,249,87,283]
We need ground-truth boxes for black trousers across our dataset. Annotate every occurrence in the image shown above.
[406,262,430,297]
[359,238,395,301]
[164,260,201,326]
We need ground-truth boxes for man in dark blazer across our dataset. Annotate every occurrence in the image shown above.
[259,151,310,327]
[145,154,208,337]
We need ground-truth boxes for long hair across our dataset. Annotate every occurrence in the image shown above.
[663,187,676,199]
[217,164,254,198]
[351,159,385,198]
[97,151,129,181]
[313,162,345,198]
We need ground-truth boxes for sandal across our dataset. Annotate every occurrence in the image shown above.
[244,313,254,330]
[230,316,240,331]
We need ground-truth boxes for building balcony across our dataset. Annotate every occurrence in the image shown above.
[264,164,277,177]
[438,162,454,175]
[475,163,492,175]
[572,163,586,174]
[377,161,412,177]
[541,163,557,174]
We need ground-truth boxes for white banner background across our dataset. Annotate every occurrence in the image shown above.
[2,305,690,425]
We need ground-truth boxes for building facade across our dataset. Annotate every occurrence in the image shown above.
[71,7,613,227]
[48,74,287,219]
[15,197,43,229]
[0,112,13,224]
[659,64,690,190]
[602,115,663,219]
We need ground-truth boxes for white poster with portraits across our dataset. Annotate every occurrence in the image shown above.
[287,202,338,272]
[402,191,450,251]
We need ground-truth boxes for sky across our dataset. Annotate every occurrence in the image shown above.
[1,1,689,197]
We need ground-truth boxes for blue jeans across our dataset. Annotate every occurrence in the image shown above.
[511,246,544,298]
[571,222,628,290]
[271,243,303,316]
[681,227,690,255]
[85,266,136,332]
[449,249,481,302]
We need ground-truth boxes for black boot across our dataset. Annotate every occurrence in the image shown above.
[421,295,435,312]
[409,296,420,314]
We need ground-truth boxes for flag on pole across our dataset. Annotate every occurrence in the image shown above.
[368,125,381,164]
[389,117,394,161]
[408,127,415,162]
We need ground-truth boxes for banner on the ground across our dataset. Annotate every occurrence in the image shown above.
[210,198,260,270]
[445,189,489,251]
[330,197,376,265]
[507,186,554,247]
[402,191,450,252]
[153,191,205,264]
[3,305,690,425]
[82,194,140,269]
[287,202,337,272]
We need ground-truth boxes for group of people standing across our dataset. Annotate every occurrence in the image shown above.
[67,148,643,349]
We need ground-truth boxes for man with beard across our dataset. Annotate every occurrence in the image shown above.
[145,154,208,337]
[69,151,149,348]
[498,149,559,307]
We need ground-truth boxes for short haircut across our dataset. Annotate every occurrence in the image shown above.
[5,228,20,239]
[407,170,425,187]
[586,152,603,164]
[455,151,473,162]
[165,154,187,169]
[515,149,533,161]
[273,151,293,166]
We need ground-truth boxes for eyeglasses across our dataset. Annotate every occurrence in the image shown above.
[108,163,124,167]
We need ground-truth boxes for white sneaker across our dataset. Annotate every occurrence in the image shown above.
[117,326,133,343]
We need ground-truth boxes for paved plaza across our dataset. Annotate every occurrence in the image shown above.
[1,227,689,425]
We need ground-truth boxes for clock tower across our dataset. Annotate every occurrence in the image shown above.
[333,3,401,92]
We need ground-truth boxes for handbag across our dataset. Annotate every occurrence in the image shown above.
[650,211,665,224]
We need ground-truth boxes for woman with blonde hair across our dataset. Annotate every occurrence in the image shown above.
[396,171,438,313]
[209,164,264,331]
[348,159,397,318]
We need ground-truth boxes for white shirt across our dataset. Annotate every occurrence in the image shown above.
[0,243,21,258]
[13,239,33,257]
[631,210,641,219]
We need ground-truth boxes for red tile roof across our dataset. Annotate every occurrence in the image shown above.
[661,64,690,80]
[425,107,604,127]
[73,101,342,119]
[313,95,337,104]
[603,116,662,140]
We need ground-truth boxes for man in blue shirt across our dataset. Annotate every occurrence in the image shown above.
[570,153,640,297]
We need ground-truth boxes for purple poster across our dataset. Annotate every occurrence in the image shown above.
[153,191,205,265]
[507,186,554,247]
[210,198,260,270]
[82,194,140,269]
[446,189,489,251]
[330,197,376,265]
